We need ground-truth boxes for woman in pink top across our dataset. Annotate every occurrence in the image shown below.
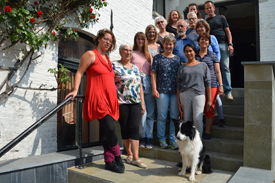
[130,32,155,149]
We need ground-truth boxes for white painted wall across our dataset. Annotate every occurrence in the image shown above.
[259,0,275,61]
[0,0,154,160]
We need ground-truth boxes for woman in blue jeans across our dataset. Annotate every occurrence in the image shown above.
[151,35,180,149]
[130,32,155,149]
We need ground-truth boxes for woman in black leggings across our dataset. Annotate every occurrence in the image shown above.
[112,43,147,168]
[66,29,124,173]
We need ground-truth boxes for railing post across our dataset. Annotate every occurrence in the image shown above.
[76,97,85,169]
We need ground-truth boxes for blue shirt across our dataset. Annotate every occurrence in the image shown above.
[152,54,181,94]
[195,50,220,88]
[186,28,199,44]
[196,35,221,60]
[173,35,195,63]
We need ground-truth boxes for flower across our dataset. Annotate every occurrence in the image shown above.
[74,29,77,32]
[89,8,93,13]
[34,1,38,5]
[102,0,105,1]
[20,41,23,43]
[4,6,12,13]
[97,18,99,20]
[30,18,35,23]
[35,28,37,30]
[52,32,56,36]
[91,15,96,19]
[37,10,42,18]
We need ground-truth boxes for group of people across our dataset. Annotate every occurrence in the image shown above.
[66,0,234,174]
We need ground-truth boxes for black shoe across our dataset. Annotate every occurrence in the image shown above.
[105,160,124,173]
[115,155,125,172]
[218,119,226,128]
[203,133,212,140]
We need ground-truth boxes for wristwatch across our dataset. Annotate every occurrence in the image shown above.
[229,43,233,46]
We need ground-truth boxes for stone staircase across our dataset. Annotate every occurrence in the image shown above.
[139,88,244,172]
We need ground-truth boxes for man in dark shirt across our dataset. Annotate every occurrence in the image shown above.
[205,1,234,100]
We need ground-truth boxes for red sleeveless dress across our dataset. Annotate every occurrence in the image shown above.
[83,49,119,121]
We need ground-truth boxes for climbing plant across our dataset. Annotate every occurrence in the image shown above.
[0,0,107,103]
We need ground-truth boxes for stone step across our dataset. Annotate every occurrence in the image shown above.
[207,151,243,172]
[213,115,244,127]
[230,88,244,97]
[210,126,244,141]
[203,138,243,155]
[139,146,243,173]
[220,96,244,106]
[223,105,244,116]
[228,166,274,183]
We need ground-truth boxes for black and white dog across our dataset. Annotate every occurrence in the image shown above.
[173,119,212,181]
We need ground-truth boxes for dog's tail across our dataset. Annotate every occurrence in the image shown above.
[202,155,212,173]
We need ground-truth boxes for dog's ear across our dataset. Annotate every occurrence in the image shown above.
[186,121,194,128]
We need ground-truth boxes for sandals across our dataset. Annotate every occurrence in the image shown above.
[132,159,147,169]
[125,156,133,164]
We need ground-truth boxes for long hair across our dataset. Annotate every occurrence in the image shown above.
[167,10,183,26]
[133,32,152,63]
[189,3,202,19]
[145,25,158,43]
[94,29,116,54]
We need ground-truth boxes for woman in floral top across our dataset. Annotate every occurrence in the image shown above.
[151,35,181,150]
[112,43,147,169]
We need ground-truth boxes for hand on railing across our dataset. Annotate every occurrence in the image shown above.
[65,90,78,100]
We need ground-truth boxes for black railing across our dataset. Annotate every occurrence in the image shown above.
[0,95,86,169]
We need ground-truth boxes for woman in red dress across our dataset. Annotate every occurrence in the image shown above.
[66,29,124,173]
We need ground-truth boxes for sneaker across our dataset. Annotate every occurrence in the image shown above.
[160,141,168,149]
[203,133,212,140]
[132,159,147,169]
[169,141,178,150]
[139,138,146,148]
[226,93,234,100]
[145,138,153,149]
[219,118,226,128]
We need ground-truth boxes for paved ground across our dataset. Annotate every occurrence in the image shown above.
[68,155,234,183]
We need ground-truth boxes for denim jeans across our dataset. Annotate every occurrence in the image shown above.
[155,93,179,142]
[139,74,155,139]
[219,43,232,94]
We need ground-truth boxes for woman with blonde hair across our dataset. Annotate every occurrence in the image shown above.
[166,10,182,36]
[130,32,154,150]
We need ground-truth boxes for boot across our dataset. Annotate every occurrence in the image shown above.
[109,144,125,172]
[104,151,124,173]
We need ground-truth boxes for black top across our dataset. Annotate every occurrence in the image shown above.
[166,24,177,36]
[206,16,229,44]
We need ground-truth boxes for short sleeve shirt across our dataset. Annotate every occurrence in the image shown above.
[152,54,181,94]
[112,61,141,104]
[186,28,199,44]
[195,51,220,88]
[173,35,195,63]
[206,16,229,43]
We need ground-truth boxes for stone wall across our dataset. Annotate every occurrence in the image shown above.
[0,0,154,160]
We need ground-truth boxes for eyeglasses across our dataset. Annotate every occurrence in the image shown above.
[157,21,164,24]
[148,31,156,34]
[102,37,112,43]
[188,18,196,21]
[122,49,132,53]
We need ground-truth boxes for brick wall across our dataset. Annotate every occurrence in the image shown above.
[0,0,154,160]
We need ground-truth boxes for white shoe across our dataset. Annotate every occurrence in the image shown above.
[132,159,147,168]
[226,93,234,100]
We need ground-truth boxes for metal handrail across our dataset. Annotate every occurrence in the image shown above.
[0,95,85,168]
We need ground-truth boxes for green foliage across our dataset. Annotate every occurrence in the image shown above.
[48,64,71,89]
[1,0,107,50]
[0,0,107,88]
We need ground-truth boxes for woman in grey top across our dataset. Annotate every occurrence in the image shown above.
[176,43,212,138]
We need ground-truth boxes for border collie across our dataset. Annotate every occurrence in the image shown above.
[172,119,212,181]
